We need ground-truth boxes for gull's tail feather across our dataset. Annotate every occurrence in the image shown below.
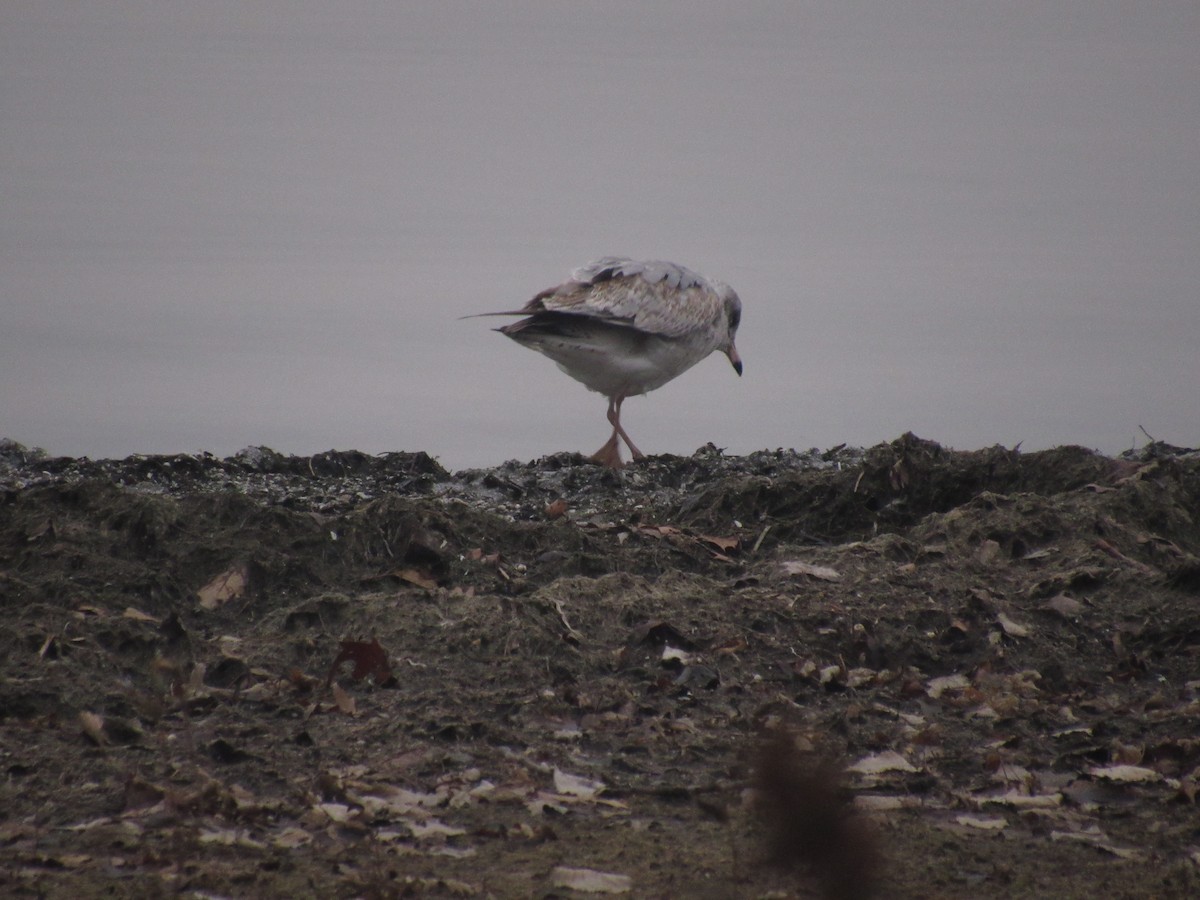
[458,310,529,321]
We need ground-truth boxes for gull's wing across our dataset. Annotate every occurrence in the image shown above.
[522,258,724,339]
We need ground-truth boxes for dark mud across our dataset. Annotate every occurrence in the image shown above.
[1,434,1199,898]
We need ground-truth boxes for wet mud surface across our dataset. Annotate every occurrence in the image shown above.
[2,434,1199,898]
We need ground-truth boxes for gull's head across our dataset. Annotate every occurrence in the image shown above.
[714,281,743,377]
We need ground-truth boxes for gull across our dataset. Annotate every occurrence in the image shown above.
[479,257,743,467]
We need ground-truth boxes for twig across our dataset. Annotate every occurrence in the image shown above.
[751,525,771,555]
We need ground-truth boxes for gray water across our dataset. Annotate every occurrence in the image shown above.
[3,2,1197,469]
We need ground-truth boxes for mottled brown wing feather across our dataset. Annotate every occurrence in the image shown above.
[527,273,721,339]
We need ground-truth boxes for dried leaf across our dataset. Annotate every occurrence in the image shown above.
[979,790,1062,809]
[819,664,844,685]
[50,854,92,868]
[272,827,313,849]
[526,792,569,816]
[396,567,438,591]
[550,866,632,894]
[327,639,394,687]
[197,564,249,610]
[65,817,115,832]
[781,560,842,581]
[407,819,467,840]
[927,674,971,699]
[1112,742,1144,765]
[122,606,158,623]
[187,662,207,694]
[79,711,108,746]
[331,682,357,716]
[699,534,740,553]
[355,786,441,818]
[713,636,748,656]
[847,751,918,775]
[1175,776,1198,804]
[553,768,605,800]
[315,802,354,823]
[199,827,266,849]
[846,667,877,688]
[1050,828,1141,859]
[997,612,1031,638]
[975,539,1003,564]
[1093,538,1156,574]
[1087,765,1160,783]
[1042,594,1083,617]
[640,524,682,538]
[956,815,1008,831]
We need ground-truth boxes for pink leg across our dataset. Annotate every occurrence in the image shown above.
[589,397,625,467]
[608,395,644,460]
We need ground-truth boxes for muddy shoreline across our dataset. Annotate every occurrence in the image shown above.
[2,435,1198,898]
